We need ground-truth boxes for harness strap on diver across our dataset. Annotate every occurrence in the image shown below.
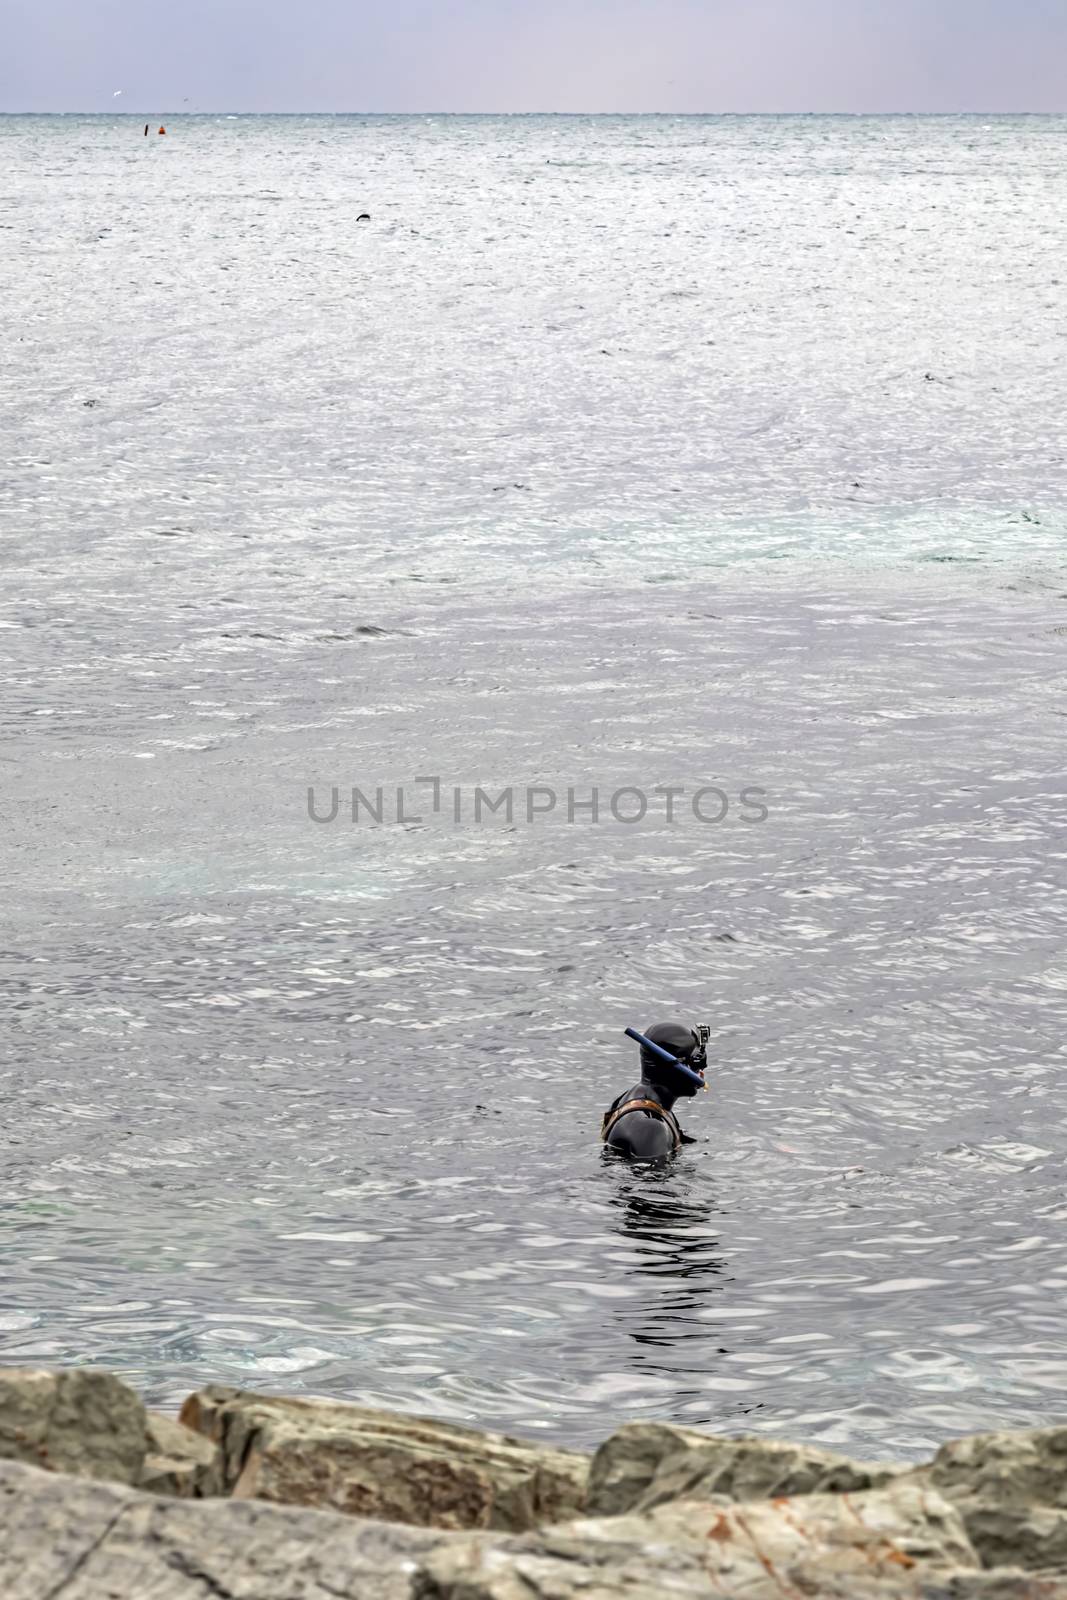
[600,1098,683,1151]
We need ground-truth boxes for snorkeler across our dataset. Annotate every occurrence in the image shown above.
[601,1022,708,1161]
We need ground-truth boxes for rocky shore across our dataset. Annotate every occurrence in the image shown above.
[2,1368,1067,1597]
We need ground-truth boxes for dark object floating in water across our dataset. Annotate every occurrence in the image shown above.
[82,399,98,408]
[356,213,371,222]
[312,625,407,641]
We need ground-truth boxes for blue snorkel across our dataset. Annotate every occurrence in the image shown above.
[624,1027,706,1089]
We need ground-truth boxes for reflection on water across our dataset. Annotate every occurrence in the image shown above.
[606,1168,741,1425]
[609,1170,726,1341]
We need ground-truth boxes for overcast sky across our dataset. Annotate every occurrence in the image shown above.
[4,0,1066,114]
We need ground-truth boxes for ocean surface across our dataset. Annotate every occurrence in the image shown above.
[2,113,1067,1458]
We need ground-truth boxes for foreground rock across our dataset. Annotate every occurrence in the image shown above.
[180,1384,588,1530]
[0,1458,444,1600]
[585,1421,1067,1578]
[4,1366,1067,1596]
[0,1367,146,1485]
[925,1426,1067,1572]
[420,1480,984,1598]
[0,1367,220,1500]
[3,1457,1065,1600]
[140,1411,221,1499]
[588,1418,903,1514]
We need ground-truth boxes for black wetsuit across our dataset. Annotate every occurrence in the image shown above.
[602,1081,691,1161]
[601,1021,705,1160]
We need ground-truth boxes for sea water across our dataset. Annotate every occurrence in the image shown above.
[2,113,1067,1455]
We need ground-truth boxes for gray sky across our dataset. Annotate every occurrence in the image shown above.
[4,0,1066,113]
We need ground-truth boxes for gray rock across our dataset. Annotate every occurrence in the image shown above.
[921,1568,1067,1593]
[930,1428,1067,1509]
[180,1385,589,1530]
[923,1426,1067,1571]
[949,1505,1067,1577]
[922,1579,1067,1598]
[2,1453,1065,1600]
[139,1412,222,1498]
[0,1457,446,1600]
[6,1366,1067,1593]
[417,1481,980,1598]
[587,1419,903,1514]
[0,1367,147,1486]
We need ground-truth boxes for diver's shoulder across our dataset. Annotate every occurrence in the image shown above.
[608,1084,647,1110]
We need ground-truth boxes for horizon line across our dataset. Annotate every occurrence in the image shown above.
[3,107,1065,118]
